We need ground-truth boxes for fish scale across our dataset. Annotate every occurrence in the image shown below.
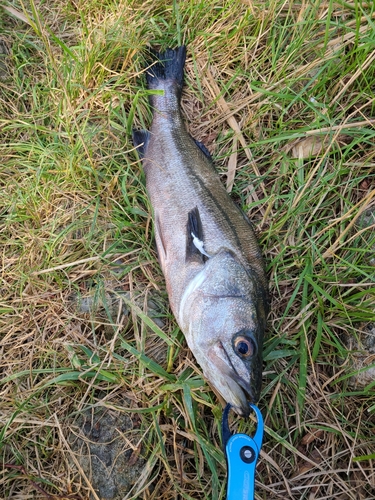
[133,45,268,416]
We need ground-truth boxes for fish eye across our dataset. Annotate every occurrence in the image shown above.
[234,336,255,358]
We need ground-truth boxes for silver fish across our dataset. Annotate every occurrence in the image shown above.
[133,46,268,417]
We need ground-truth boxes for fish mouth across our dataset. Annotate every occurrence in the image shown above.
[206,342,260,418]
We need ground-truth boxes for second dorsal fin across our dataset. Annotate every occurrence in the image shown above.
[193,138,212,159]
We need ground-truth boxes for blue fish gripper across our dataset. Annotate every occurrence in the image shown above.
[222,403,264,500]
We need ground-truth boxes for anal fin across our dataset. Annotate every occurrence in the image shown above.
[132,129,150,159]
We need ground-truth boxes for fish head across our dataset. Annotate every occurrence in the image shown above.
[179,251,268,417]
[188,298,265,417]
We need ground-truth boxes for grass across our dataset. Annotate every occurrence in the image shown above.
[1,0,375,498]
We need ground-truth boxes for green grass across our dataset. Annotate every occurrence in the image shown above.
[1,0,375,498]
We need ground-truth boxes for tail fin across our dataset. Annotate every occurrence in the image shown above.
[146,46,186,94]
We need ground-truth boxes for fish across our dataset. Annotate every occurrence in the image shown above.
[133,46,268,417]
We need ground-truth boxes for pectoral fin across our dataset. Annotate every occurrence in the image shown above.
[186,207,210,263]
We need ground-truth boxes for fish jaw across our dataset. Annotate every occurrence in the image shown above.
[190,332,263,417]
[205,339,262,417]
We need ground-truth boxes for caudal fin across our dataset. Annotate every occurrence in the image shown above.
[146,46,186,92]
